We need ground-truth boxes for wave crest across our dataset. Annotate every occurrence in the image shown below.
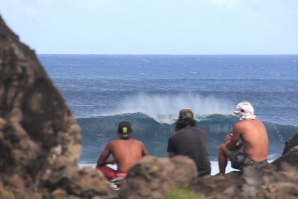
[78,113,298,163]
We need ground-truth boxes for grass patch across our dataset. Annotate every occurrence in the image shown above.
[164,187,207,199]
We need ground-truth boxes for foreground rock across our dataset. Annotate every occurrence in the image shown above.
[190,162,298,199]
[271,133,298,169]
[118,155,198,199]
[0,16,114,199]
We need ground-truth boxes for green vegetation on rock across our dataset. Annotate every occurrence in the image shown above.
[164,187,207,199]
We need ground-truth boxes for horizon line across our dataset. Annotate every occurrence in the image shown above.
[36,53,298,56]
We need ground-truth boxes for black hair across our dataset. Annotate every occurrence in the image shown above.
[174,118,196,131]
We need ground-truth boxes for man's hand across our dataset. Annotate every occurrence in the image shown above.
[224,134,233,143]
[235,141,243,150]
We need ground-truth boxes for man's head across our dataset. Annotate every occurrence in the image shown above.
[118,121,132,139]
[234,101,256,120]
[175,108,196,131]
[179,108,194,120]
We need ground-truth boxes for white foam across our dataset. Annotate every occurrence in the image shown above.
[103,93,234,124]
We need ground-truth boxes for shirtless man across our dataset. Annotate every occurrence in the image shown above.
[218,101,269,174]
[96,121,148,180]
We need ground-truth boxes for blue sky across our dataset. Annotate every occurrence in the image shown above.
[1,0,298,54]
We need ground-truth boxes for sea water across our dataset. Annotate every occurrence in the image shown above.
[40,54,298,175]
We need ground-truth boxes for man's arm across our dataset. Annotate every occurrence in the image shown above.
[226,123,242,151]
[167,137,176,158]
[141,142,149,156]
[96,143,112,167]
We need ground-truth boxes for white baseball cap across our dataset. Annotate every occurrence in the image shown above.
[234,101,256,120]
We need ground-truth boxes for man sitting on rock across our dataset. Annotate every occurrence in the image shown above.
[167,108,211,176]
[218,101,269,174]
[96,121,148,181]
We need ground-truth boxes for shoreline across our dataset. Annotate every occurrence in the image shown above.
[79,159,275,176]
[80,160,237,176]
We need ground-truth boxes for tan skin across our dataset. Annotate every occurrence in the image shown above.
[96,133,148,173]
[218,119,269,174]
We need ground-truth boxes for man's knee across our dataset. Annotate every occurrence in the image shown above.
[219,143,230,156]
[219,143,227,151]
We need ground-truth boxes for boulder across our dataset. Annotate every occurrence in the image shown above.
[0,15,113,199]
[282,133,298,155]
[118,156,198,199]
[274,149,298,168]
[272,137,298,168]
[190,162,298,199]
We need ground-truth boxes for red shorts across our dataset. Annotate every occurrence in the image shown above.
[96,165,127,181]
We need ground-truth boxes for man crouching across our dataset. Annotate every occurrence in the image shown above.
[218,101,269,174]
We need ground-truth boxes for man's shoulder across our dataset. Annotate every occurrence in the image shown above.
[172,126,206,136]
[169,131,180,140]
[193,126,206,132]
[106,140,117,146]
[129,139,145,145]
[236,118,263,126]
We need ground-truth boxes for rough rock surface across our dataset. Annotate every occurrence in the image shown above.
[190,162,298,199]
[271,132,298,169]
[118,155,198,199]
[0,15,114,199]
[282,133,298,155]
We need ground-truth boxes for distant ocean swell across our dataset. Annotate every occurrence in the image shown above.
[78,113,298,163]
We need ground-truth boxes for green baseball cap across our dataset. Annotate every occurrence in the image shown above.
[179,108,194,120]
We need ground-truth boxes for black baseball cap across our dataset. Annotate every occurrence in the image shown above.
[118,121,132,137]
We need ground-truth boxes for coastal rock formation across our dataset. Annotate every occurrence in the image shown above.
[271,133,298,168]
[118,155,198,199]
[0,16,113,199]
[190,162,298,199]
[282,133,298,155]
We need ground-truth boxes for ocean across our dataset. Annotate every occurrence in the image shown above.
[39,54,298,175]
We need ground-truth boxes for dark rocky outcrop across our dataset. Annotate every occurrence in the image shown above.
[0,16,114,199]
[271,133,298,169]
[282,133,298,155]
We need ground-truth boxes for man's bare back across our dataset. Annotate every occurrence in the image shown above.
[96,121,148,181]
[107,139,148,172]
[235,119,268,161]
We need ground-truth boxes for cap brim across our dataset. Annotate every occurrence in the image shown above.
[118,132,132,138]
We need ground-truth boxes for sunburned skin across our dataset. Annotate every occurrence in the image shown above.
[96,137,148,173]
[228,119,268,161]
